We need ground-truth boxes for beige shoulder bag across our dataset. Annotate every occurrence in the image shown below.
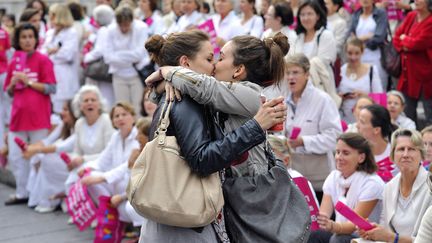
[127,101,224,227]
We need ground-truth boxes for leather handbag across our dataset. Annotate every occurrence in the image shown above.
[84,58,112,82]
[381,24,403,78]
[223,145,311,243]
[127,101,224,228]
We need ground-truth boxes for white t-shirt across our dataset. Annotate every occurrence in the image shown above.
[391,192,418,237]
[323,170,384,223]
[338,64,383,123]
[302,41,315,59]
[374,143,391,163]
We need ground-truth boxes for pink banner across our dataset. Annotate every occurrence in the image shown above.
[198,19,220,56]
[66,177,97,231]
[94,196,123,243]
[293,177,320,231]
[369,93,387,108]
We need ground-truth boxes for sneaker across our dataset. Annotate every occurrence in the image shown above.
[35,205,56,213]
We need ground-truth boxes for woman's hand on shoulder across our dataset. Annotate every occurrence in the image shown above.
[165,82,182,102]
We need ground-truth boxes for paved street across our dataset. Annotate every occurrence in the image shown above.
[0,183,93,243]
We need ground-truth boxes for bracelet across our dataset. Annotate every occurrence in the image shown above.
[394,233,399,243]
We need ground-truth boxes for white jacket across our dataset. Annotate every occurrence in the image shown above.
[382,166,432,240]
[104,20,150,78]
[212,11,240,41]
[41,27,80,100]
[327,14,348,56]
[285,81,342,190]
[309,57,342,108]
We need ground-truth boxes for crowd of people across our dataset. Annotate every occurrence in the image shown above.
[0,0,431,242]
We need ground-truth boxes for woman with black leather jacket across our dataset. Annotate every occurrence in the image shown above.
[139,30,287,242]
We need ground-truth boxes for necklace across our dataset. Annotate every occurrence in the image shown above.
[347,64,360,81]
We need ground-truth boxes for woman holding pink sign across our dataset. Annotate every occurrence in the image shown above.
[3,23,56,205]
[308,132,384,243]
[358,128,432,242]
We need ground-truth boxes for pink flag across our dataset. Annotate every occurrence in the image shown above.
[335,201,375,231]
[198,19,220,56]
[292,177,320,231]
[369,93,387,108]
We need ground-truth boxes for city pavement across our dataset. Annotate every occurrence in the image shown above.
[0,183,93,243]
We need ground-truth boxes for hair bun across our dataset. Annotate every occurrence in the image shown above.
[145,35,166,65]
[271,32,290,56]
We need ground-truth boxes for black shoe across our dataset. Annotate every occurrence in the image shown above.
[5,196,29,206]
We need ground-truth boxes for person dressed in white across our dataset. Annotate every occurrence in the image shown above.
[104,5,150,114]
[309,133,384,243]
[324,0,348,58]
[83,5,116,108]
[358,129,432,242]
[232,0,264,38]
[284,54,342,198]
[65,85,114,191]
[23,101,77,213]
[338,37,383,124]
[262,1,297,52]
[212,0,240,48]
[387,90,416,130]
[162,0,183,32]
[41,3,79,114]
[167,0,206,33]
[80,102,144,226]
[414,169,432,243]
[137,0,166,36]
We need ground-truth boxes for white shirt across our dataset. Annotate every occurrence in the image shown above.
[374,143,391,163]
[87,127,139,184]
[167,10,206,33]
[212,11,240,41]
[104,20,150,78]
[232,15,264,38]
[323,170,384,223]
[395,115,416,130]
[338,64,383,123]
[41,26,80,100]
[327,13,348,56]
[356,16,381,64]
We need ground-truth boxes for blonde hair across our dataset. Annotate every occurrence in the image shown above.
[421,125,432,136]
[49,3,74,28]
[390,128,426,161]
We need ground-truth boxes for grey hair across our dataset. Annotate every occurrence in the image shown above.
[72,84,108,118]
[93,5,114,26]
[390,128,426,162]
[285,53,310,73]
[387,90,406,105]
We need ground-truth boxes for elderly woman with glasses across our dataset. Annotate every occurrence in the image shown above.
[358,129,432,243]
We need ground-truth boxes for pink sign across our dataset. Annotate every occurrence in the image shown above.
[293,177,320,231]
[12,51,27,90]
[369,93,387,107]
[60,152,71,165]
[198,19,220,56]
[14,137,27,151]
[376,157,394,183]
[335,201,375,231]
[66,177,97,231]
[94,196,123,243]
[289,127,301,140]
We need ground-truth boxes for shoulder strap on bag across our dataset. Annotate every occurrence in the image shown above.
[369,65,373,93]
[155,101,173,145]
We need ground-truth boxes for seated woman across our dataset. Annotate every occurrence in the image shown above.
[80,102,144,227]
[338,37,382,124]
[358,129,432,242]
[357,104,397,182]
[23,100,77,213]
[65,85,114,191]
[414,167,432,243]
[308,132,384,243]
[345,96,374,133]
[421,126,432,169]
[387,90,416,130]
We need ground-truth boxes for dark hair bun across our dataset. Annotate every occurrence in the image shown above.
[272,32,289,56]
[145,35,166,66]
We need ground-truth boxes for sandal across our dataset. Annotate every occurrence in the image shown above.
[4,196,29,206]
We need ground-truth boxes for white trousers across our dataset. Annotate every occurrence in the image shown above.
[112,75,143,116]
[0,73,11,149]
[27,153,69,208]
[8,130,48,199]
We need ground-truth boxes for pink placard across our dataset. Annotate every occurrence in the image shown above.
[14,137,27,151]
[335,201,375,231]
[289,127,301,140]
[66,177,97,231]
[198,19,220,56]
[60,152,71,165]
[293,177,320,231]
[94,196,123,243]
[369,93,387,107]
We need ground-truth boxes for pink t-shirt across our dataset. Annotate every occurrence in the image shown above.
[0,28,11,74]
[3,51,56,132]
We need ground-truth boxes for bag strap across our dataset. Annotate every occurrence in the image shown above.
[369,65,373,93]
[155,101,173,145]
